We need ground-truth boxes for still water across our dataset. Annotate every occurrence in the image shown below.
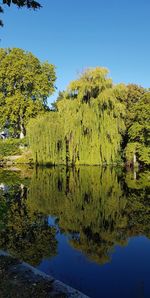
[0,166,149,298]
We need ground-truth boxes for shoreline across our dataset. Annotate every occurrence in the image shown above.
[0,250,89,298]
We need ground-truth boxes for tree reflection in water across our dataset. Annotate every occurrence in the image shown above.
[28,167,150,264]
[0,170,57,266]
[0,167,149,265]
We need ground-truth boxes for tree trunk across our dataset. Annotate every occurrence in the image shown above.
[133,153,136,166]
[20,131,24,139]
[134,171,137,180]
[19,119,26,139]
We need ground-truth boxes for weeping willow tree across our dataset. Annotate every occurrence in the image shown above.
[28,67,126,165]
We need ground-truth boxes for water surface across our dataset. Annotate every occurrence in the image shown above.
[0,167,149,298]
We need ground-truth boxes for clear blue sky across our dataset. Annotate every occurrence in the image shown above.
[1,0,150,104]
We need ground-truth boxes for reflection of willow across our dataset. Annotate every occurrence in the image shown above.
[28,167,150,264]
[0,183,57,266]
[27,169,117,262]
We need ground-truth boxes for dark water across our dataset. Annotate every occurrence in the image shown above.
[0,167,150,298]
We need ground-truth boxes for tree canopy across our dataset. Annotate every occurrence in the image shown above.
[28,67,126,165]
[0,48,56,138]
[125,84,145,129]
[0,0,42,27]
[0,48,149,167]
[27,68,150,167]
[125,91,150,166]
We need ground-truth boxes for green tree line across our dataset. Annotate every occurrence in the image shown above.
[0,47,149,166]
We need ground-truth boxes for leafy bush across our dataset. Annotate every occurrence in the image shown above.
[0,139,22,157]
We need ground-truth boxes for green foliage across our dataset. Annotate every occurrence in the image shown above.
[28,68,126,165]
[0,48,56,138]
[15,150,33,164]
[0,1,42,27]
[0,167,31,186]
[67,67,112,103]
[125,84,145,128]
[3,1,41,9]
[125,171,150,189]
[0,57,148,167]
[125,92,150,166]
[0,138,21,157]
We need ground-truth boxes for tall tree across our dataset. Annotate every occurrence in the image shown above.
[125,92,150,166]
[125,84,145,129]
[121,84,149,167]
[28,67,126,165]
[0,48,56,138]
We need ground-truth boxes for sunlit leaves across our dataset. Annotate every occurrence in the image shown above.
[0,48,56,137]
[28,68,125,165]
[125,92,150,165]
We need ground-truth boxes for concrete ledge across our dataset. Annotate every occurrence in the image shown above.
[0,250,89,298]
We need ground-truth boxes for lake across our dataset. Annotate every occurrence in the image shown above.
[0,166,149,298]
